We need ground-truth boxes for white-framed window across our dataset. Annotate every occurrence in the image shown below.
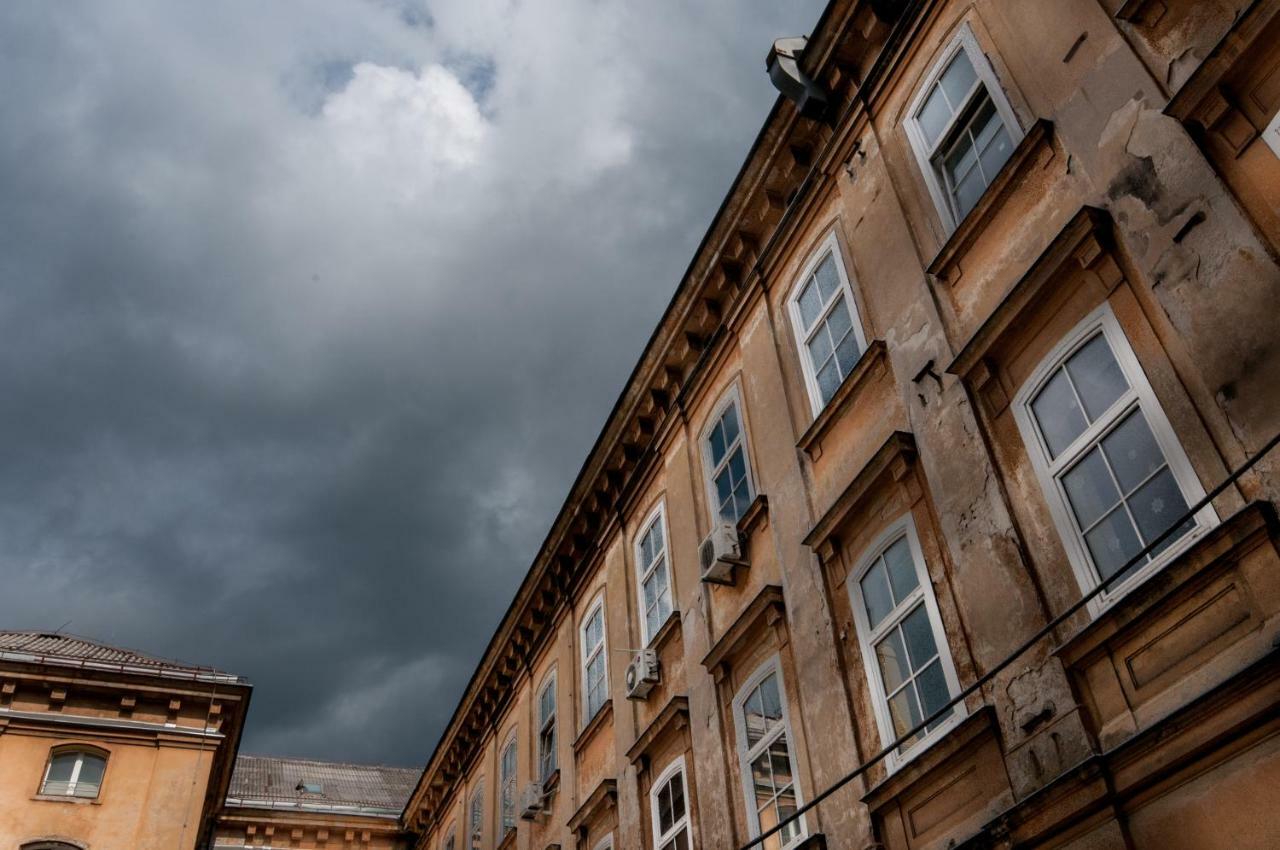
[650,756,694,850]
[469,780,484,849]
[40,748,107,798]
[905,22,1023,231]
[732,659,806,850]
[636,502,674,645]
[580,595,609,723]
[1012,304,1216,612]
[443,823,457,850]
[499,732,517,836]
[787,232,868,414]
[537,670,558,783]
[702,385,756,526]
[592,835,615,850]
[848,515,964,770]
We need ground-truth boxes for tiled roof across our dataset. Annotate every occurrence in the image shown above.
[226,755,420,816]
[0,630,241,682]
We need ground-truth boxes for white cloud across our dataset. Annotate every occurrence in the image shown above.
[321,62,489,182]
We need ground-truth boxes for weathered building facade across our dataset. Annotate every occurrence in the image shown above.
[402,1,1280,849]
[4,2,1278,849]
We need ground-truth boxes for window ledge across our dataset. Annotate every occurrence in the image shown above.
[573,699,614,757]
[737,494,770,538]
[31,793,100,805]
[1055,501,1275,667]
[926,119,1055,287]
[701,585,786,676]
[861,705,998,813]
[792,833,828,850]
[803,431,917,562]
[945,205,1118,417]
[796,340,889,461]
[648,610,683,653]
[497,829,517,850]
[626,694,690,766]
[567,777,618,835]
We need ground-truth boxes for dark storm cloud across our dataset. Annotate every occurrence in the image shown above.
[0,0,826,766]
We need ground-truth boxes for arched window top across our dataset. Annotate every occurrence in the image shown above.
[40,746,108,799]
[700,383,756,526]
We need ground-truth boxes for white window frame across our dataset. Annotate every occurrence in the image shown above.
[786,231,869,416]
[499,730,518,836]
[635,500,675,646]
[591,835,614,850]
[469,779,484,849]
[537,669,558,783]
[1012,303,1217,616]
[731,657,808,849]
[700,383,757,527]
[649,755,694,850]
[904,21,1024,232]
[847,514,965,772]
[443,823,458,850]
[579,594,610,725]
[40,748,107,798]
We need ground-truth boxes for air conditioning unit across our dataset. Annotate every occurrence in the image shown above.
[519,783,545,820]
[625,649,660,700]
[700,523,746,585]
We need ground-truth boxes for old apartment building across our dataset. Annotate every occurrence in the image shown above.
[3,1,1278,849]
[402,0,1280,849]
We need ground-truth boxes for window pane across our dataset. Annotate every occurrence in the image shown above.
[734,480,754,521]
[939,50,978,109]
[77,755,106,786]
[47,753,77,783]
[883,537,919,603]
[759,673,783,723]
[778,784,801,843]
[658,781,674,833]
[860,561,894,627]
[715,468,733,510]
[901,603,939,670]
[1032,368,1088,457]
[722,403,740,448]
[1062,447,1122,530]
[888,680,924,738]
[767,735,793,790]
[797,278,822,329]
[1128,467,1192,551]
[807,323,834,366]
[977,121,1013,183]
[917,84,951,147]
[751,751,775,805]
[1065,333,1128,422]
[826,296,853,340]
[669,773,686,821]
[944,133,979,185]
[876,628,910,694]
[834,331,861,377]
[814,254,840,301]
[728,449,747,491]
[709,421,726,466]
[1084,505,1144,581]
[1101,409,1164,493]
[916,659,954,727]
[650,519,664,555]
[951,163,986,220]
[816,360,841,403]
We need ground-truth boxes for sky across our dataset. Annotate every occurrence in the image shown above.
[0,0,826,767]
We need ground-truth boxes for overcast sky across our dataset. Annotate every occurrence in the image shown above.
[0,0,825,767]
